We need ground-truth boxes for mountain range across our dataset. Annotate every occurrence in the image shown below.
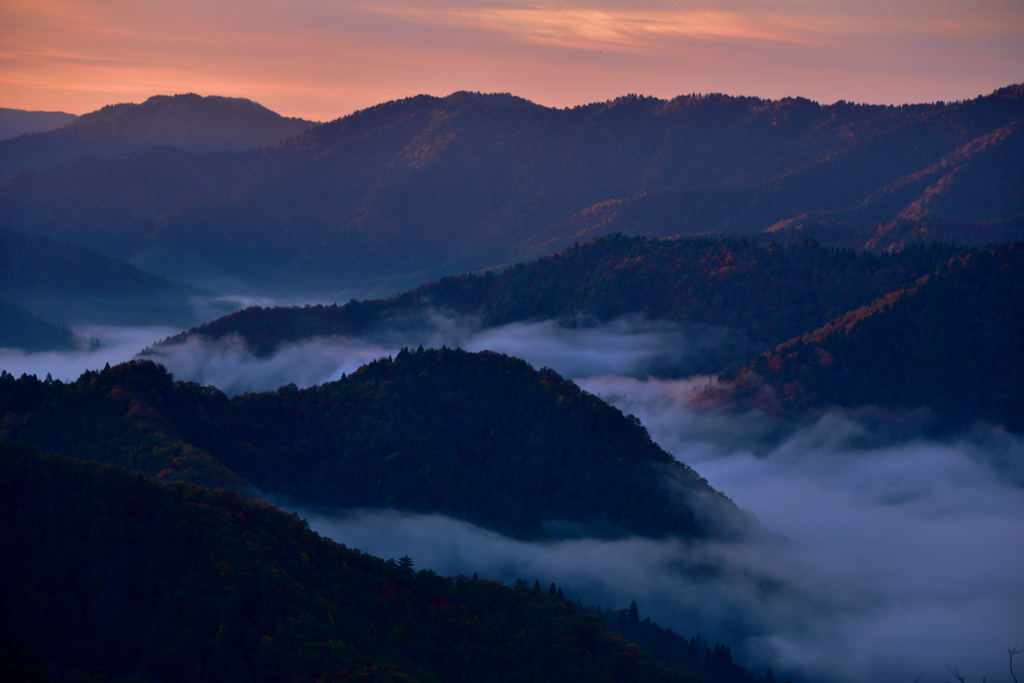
[0,106,77,141]
[7,441,763,683]
[0,227,205,329]
[0,94,316,179]
[2,86,1020,682]
[1,87,1020,293]
[154,234,1022,430]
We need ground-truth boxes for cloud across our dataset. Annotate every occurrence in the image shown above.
[142,312,754,394]
[575,377,1024,682]
[3,0,1020,120]
[0,325,180,382]
[143,332,390,396]
[295,407,1024,683]
[5,306,1021,682]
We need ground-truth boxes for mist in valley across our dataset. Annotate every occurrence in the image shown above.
[284,372,1024,682]
[2,310,1020,682]
[0,325,181,382]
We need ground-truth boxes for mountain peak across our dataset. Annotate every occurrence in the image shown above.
[0,93,318,177]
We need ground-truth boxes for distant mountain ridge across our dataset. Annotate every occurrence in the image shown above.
[0,93,317,178]
[154,235,1024,432]
[157,235,964,368]
[0,298,78,352]
[0,106,77,140]
[1,86,1021,292]
[0,227,204,329]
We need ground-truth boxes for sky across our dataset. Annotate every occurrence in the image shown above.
[1,0,1022,121]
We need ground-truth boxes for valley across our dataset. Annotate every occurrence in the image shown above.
[1,85,1022,683]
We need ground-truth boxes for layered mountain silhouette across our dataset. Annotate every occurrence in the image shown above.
[0,93,316,178]
[723,242,1024,431]
[0,227,204,329]
[0,350,754,541]
[0,106,77,141]
[2,441,723,683]
[1,87,1020,292]
[155,235,1024,432]
[0,298,78,352]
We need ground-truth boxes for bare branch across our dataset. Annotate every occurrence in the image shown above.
[946,664,967,683]
[1009,645,1021,683]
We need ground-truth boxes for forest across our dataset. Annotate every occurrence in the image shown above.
[6,441,777,683]
[725,242,1024,430]
[0,349,752,541]
[1,87,1020,292]
[1,85,1021,683]
[158,235,1024,432]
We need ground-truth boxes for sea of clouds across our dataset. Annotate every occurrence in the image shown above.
[2,312,1021,682]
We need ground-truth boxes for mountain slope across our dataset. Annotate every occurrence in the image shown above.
[723,243,1024,431]
[527,101,1024,258]
[0,441,700,683]
[159,235,966,368]
[0,106,77,140]
[2,87,1020,291]
[0,93,316,178]
[0,227,204,326]
[0,351,752,541]
[0,299,77,352]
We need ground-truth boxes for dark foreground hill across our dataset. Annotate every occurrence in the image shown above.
[723,242,1024,431]
[0,106,77,141]
[0,350,752,541]
[1,87,1020,291]
[0,441,702,683]
[0,227,204,328]
[0,93,316,178]
[159,235,966,369]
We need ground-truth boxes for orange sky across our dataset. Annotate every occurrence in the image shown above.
[1,0,1022,121]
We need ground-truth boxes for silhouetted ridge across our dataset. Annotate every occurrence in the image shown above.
[2,85,1019,290]
[161,235,962,362]
[0,227,202,327]
[0,106,77,140]
[724,242,1024,431]
[0,441,703,683]
[0,299,77,352]
[0,93,317,178]
[0,350,754,540]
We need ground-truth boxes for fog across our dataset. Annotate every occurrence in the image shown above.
[0,325,181,382]
[141,312,754,395]
[300,406,1024,683]
[2,312,1021,682]
[578,379,1024,682]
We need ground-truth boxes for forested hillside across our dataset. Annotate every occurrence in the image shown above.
[2,87,1020,291]
[1,441,707,683]
[155,236,1024,431]
[726,242,1024,430]
[161,235,963,358]
[0,299,77,352]
[0,350,752,540]
[0,227,203,328]
[0,94,316,178]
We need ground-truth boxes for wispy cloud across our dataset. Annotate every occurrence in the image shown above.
[1,0,1020,119]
